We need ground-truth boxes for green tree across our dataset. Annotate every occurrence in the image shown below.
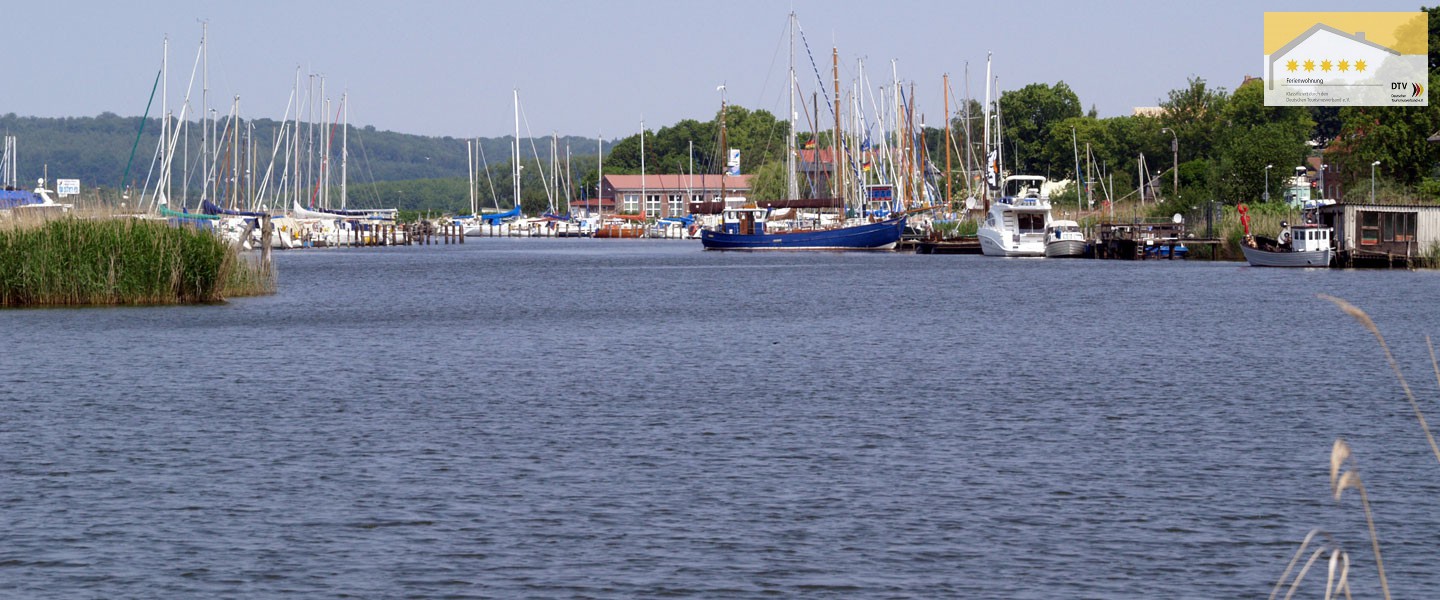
[1329,71,1440,188]
[1159,77,1229,163]
[748,160,787,203]
[1213,80,1314,203]
[996,81,1082,175]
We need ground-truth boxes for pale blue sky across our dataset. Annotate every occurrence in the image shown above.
[10,0,1421,139]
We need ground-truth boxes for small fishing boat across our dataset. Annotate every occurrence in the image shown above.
[1044,219,1087,258]
[1242,222,1333,267]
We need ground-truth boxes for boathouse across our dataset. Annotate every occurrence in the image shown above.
[1317,203,1440,266]
[590,174,752,219]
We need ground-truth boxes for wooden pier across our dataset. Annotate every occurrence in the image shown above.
[1093,221,1220,260]
[911,236,982,254]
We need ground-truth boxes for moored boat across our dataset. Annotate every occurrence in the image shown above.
[978,175,1052,257]
[1242,222,1333,267]
[593,214,646,239]
[700,204,904,250]
[1044,219,1087,258]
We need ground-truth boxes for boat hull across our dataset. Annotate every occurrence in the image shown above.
[1044,239,1088,258]
[1240,244,1331,267]
[700,218,905,250]
[977,230,1045,257]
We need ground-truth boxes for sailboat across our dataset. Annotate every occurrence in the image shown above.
[699,13,904,251]
[466,89,526,236]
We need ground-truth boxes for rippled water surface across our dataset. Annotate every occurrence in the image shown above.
[4,239,1440,598]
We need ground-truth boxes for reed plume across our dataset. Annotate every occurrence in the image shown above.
[1318,294,1440,467]
[1328,439,1390,600]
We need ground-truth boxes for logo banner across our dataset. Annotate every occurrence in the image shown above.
[1264,12,1428,106]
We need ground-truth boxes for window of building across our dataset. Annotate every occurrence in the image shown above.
[622,194,640,214]
[669,194,684,216]
[1359,211,1380,246]
[645,194,662,217]
[1382,212,1416,243]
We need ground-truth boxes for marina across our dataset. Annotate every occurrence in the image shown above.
[3,2,1439,599]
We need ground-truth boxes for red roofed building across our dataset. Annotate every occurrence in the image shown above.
[597,174,752,218]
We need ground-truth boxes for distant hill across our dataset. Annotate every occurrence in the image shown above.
[0,112,607,198]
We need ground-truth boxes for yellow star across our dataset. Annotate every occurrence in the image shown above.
[1286,59,1298,72]
[1304,59,1315,72]
[1355,59,1367,72]
[1338,60,1350,72]
[1320,59,1332,72]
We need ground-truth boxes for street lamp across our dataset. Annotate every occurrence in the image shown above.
[1371,160,1380,202]
[1160,127,1178,199]
[1264,164,1273,201]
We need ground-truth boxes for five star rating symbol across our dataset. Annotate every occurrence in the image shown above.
[1284,58,1369,73]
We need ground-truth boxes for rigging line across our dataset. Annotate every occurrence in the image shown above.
[945,76,976,198]
[251,88,296,208]
[476,137,500,210]
[351,131,382,208]
[794,18,835,122]
[518,101,555,210]
[750,15,788,132]
[121,68,162,194]
[309,99,343,206]
[139,123,164,211]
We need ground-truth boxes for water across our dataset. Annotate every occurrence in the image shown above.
[4,239,1439,598]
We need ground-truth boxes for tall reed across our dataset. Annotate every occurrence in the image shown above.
[0,215,274,306]
[1273,296,1440,599]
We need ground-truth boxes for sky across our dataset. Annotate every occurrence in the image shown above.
[9,0,1426,141]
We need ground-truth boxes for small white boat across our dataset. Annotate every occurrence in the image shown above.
[1044,219,1087,258]
[1241,222,1333,267]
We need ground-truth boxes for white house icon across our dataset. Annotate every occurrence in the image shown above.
[1267,23,1401,90]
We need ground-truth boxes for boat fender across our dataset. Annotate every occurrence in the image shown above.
[689,225,698,236]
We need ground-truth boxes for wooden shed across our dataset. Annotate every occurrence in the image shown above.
[1317,203,1440,267]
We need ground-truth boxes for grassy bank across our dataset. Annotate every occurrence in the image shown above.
[0,215,275,306]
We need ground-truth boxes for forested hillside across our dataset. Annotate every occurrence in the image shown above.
[0,112,604,203]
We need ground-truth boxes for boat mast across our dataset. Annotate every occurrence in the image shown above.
[641,117,647,216]
[513,88,520,215]
[201,21,208,210]
[231,95,240,209]
[551,132,558,214]
[717,88,725,207]
[891,61,902,207]
[982,53,991,210]
[786,11,798,200]
[467,139,475,216]
[341,92,348,210]
[293,67,301,209]
[832,47,843,212]
[161,36,169,206]
[1071,125,1081,217]
[944,73,951,208]
[596,132,603,218]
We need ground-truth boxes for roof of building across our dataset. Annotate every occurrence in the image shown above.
[604,174,751,191]
[1271,23,1401,60]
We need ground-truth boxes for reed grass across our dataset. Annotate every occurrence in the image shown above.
[0,214,274,306]
[1273,296,1440,599]
[1278,296,1440,598]
[933,219,979,237]
[1319,294,1440,466]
